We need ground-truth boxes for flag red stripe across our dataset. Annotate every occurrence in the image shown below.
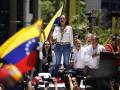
[15,51,38,74]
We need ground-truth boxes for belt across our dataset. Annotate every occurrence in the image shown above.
[56,42,70,45]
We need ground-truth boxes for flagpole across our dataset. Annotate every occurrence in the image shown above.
[40,4,63,43]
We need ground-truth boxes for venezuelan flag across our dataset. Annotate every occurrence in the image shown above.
[54,17,60,26]
[0,19,43,74]
[40,4,63,43]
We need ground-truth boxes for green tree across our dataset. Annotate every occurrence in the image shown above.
[40,0,112,44]
[41,1,55,22]
[70,0,87,41]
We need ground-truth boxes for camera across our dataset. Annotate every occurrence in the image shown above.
[57,69,77,87]
[45,78,54,83]
[57,69,83,79]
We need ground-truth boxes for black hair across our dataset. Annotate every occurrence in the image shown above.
[112,35,120,41]
[112,36,117,41]
[73,33,80,38]
[73,33,78,36]
[42,41,52,63]
[117,36,120,40]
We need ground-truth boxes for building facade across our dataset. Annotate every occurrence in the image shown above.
[0,0,40,45]
[86,0,120,28]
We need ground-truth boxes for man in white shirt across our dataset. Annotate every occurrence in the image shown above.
[85,35,105,69]
[84,35,112,90]
[73,39,86,69]
[83,33,93,48]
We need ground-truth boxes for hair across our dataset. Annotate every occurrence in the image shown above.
[112,35,120,41]
[76,39,81,44]
[58,14,69,26]
[117,36,120,40]
[112,36,117,41]
[85,33,93,39]
[92,35,99,41]
[73,33,80,39]
[111,35,120,52]
[42,41,52,63]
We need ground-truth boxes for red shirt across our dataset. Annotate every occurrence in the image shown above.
[104,44,114,52]
[104,44,120,66]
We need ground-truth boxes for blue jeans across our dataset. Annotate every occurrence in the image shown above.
[54,44,71,75]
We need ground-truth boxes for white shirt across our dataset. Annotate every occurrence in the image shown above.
[52,25,73,47]
[73,47,87,69]
[85,44,105,69]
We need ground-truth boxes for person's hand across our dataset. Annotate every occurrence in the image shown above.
[0,83,4,90]
[53,78,57,84]
[44,82,49,90]
[68,74,72,81]
[27,81,33,90]
[92,52,99,57]
[53,78,58,90]
[53,39,57,44]
[71,47,73,53]
[42,57,48,64]
[110,80,115,90]
[70,60,74,67]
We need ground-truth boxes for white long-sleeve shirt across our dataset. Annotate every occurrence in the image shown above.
[85,44,105,69]
[52,25,73,47]
[73,47,87,69]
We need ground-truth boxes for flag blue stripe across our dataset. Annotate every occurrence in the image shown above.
[3,37,39,64]
[54,17,60,25]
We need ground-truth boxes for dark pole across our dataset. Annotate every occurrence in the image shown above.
[66,0,70,19]
[23,0,30,26]
[32,0,39,22]
[86,11,94,33]
[9,0,17,37]
[88,14,93,33]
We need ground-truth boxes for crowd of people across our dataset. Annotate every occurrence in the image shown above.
[0,14,120,90]
[35,14,120,90]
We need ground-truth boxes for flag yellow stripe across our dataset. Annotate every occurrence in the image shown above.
[1,25,40,58]
[40,4,63,43]
[0,26,30,57]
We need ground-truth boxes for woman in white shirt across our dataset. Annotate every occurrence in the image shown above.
[52,14,73,75]
[39,41,56,75]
